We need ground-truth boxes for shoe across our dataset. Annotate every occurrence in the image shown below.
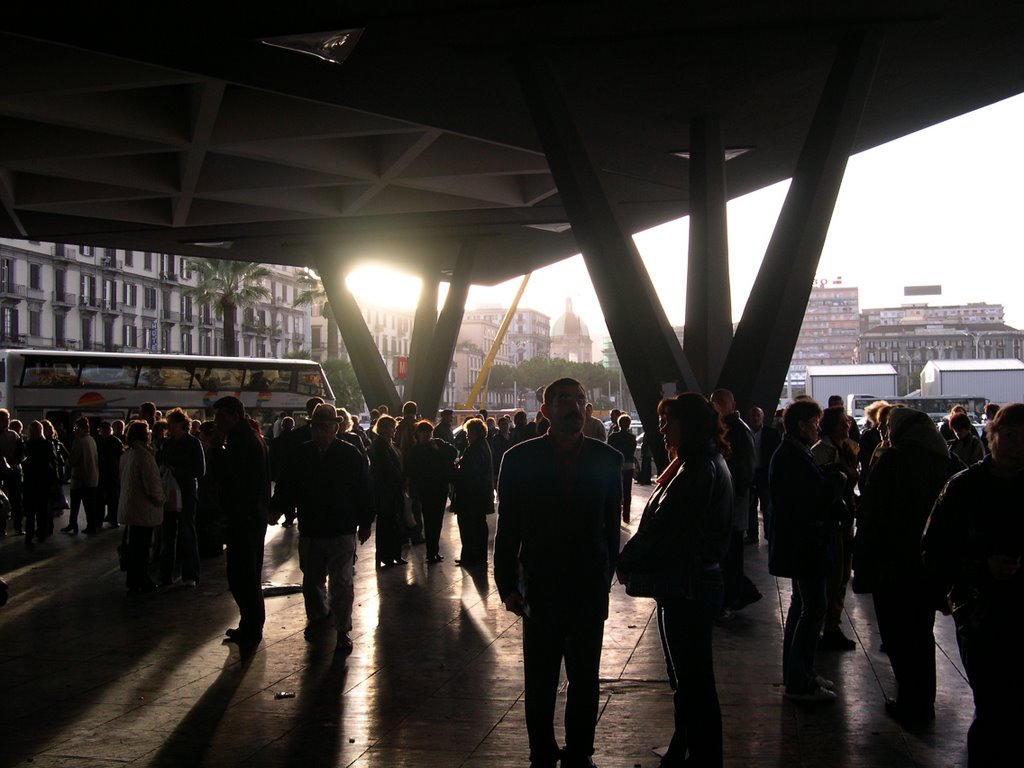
[336,634,354,656]
[622,513,630,524]
[14,527,23,535]
[394,558,408,565]
[730,590,763,611]
[427,554,444,564]
[81,527,98,535]
[559,753,597,768]
[819,629,857,651]
[225,627,240,639]
[815,675,835,691]
[182,579,197,588]
[885,698,935,729]
[224,629,261,646]
[60,524,76,533]
[281,521,294,528]
[785,686,837,703]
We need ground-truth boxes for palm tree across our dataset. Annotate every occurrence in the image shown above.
[183,258,271,357]
[292,268,340,359]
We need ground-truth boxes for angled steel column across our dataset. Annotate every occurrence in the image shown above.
[314,253,400,413]
[718,30,883,416]
[412,241,476,417]
[685,116,732,394]
[517,55,697,466]
[405,272,439,407]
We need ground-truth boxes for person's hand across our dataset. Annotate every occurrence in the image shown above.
[503,590,527,616]
[987,553,1021,581]
[357,525,372,544]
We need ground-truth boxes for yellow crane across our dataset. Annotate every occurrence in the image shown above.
[461,272,531,409]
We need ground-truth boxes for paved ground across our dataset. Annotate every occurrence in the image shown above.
[1,483,972,767]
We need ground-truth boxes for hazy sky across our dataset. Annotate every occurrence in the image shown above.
[349,91,1024,343]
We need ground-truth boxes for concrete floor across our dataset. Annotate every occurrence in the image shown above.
[0,483,973,767]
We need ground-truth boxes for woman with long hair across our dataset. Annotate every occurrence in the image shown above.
[617,393,733,767]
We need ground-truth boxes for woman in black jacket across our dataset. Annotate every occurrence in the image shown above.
[22,421,59,545]
[452,418,493,567]
[769,399,843,703]
[617,393,733,767]
[370,415,406,568]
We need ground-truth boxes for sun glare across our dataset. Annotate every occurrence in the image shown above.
[345,265,423,311]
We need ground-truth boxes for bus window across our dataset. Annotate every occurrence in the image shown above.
[297,370,326,397]
[244,368,292,392]
[80,364,138,388]
[194,366,243,391]
[139,365,193,389]
[22,361,78,387]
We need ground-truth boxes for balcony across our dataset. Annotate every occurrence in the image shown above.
[0,282,26,299]
[159,271,179,282]
[79,295,102,312]
[52,243,75,262]
[51,291,77,307]
[101,299,119,314]
[140,303,158,317]
[55,339,79,350]
[160,309,180,323]
[198,314,214,328]
[180,312,195,326]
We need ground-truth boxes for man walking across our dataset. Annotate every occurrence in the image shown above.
[157,408,206,587]
[210,396,271,653]
[275,404,374,655]
[495,377,622,768]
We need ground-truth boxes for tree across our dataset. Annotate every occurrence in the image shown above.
[321,357,363,413]
[183,258,271,357]
[292,268,340,359]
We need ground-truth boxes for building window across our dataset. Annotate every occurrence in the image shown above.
[103,279,116,309]
[81,316,93,348]
[1,306,18,340]
[161,326,171,353]
[80,274,96,302]
[29,309,41,338]
[81,245,94,257]
[123,324,137,348]
[123,282,137,307]
[103,319,115,350]
[55,269,67,299]
[0,258,13,292]
[144,287,157,309]
[144,252,153,271]
[181,331,193,354]
[54,314,66,345]
[29,263,42,290]
[124,250,134,267]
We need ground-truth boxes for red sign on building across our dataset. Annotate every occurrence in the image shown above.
[395,355,408,380]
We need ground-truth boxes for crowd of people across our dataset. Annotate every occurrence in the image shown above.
[1,385,1020,768]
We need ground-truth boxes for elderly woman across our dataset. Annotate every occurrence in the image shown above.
[118,420,165,594]
[22,421,60,546]
[452,417,494,567]
[370,415,406,569]
[923,403,1024,765]
[856,408,954,728]
[616,393,733,766]
[769,399,844,703]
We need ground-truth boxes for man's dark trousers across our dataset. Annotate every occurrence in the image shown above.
[226,521,267,639]
[523,612,604,766]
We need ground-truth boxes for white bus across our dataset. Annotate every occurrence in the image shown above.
[0,349,334,435]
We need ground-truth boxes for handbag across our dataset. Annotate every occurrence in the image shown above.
[161,468,182,513]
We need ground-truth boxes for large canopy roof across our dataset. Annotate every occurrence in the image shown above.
[2,2,1022,284]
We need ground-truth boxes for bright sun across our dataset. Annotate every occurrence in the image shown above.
[345,265,423,311]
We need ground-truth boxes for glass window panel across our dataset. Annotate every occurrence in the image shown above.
[21,361,79,387]
[244,368,293,392]
[296,369,326,397]
[80,364,137,388]
[194,366,243,391]
[138,365,193,390]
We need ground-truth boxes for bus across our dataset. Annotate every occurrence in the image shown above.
[890,395,989,424]
[0,349,334,435]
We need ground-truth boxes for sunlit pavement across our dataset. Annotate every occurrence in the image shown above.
[0,485,971,767]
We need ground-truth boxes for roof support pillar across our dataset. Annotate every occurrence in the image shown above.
[408,242,476,417]
[517,55,697,467]
[405,272,439,406]
[314,252,400,413]
[685,116,732,394]
[718,30,883,416]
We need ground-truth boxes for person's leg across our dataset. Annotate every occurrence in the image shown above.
[158,509,179,584]
[84,487,103,531]
[226,522,267,639]
[786,577,827,694]
[128,525,155,591]
[621,469,633,523]
[661,583,723,767]
[562,618,604,763]
[298,536,330,623]
[823,524,855,637]
[65,488,83,532]
[522,615,564,766]
[422,494,445,559]
[326,534,358,635]
[177,499,200,584]
[721,530,743,607]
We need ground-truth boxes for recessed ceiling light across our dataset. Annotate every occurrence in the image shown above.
[524,222,572,234]
[671,147,754,161]
[259,29,363,65]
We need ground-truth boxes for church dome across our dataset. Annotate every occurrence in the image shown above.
[551,297,590,339]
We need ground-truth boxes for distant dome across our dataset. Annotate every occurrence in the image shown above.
[552,297,590,339]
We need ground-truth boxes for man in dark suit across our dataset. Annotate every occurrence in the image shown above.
[494,378,622,768]
[749,406,782,544]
